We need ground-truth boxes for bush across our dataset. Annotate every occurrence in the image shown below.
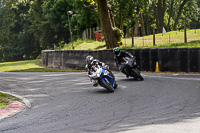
[113,27,124,43]
[36,54,41,60]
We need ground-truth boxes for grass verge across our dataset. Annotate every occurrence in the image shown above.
[0,60,84,72]
[62,39,106,50]
[122,29,200,49]
[0,92,19,109]
[62,29,200,50]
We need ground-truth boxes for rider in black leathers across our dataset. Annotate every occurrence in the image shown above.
[113,47,137,78]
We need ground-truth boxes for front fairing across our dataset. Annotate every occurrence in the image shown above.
[100,70,114,87]
[91,66,115,87]
[123,57,136,68]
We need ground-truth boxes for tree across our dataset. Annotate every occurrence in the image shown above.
[73,0,98,38]
[96,0,118,49]
[167,0,174,31]
[145,0,151,35]
[173,0,188,30]
[0,0,199,62]
[7,1,36,60]
[0,0,20,61]
[42,0,73,47]
[152,0,166,33]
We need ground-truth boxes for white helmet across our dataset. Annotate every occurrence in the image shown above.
[86,55,94,64]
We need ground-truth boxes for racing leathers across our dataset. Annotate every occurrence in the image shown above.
[114,50,136,77]
[85,59,113,87]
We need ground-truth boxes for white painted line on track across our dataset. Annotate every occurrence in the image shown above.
[143,74,200,81]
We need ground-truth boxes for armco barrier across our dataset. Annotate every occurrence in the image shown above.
[42,48,200,72]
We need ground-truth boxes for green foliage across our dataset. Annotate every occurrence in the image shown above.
[36,54,41,60]
[0,0,200,62]
[113,27,124,43]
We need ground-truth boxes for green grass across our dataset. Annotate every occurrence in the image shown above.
[122,29,200,49]
[0,92,19,109]
[0,60,84,72]
[62,39,106,50]
[62,29,200,50]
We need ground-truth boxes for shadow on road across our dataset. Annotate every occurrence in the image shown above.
[119,78,143,82]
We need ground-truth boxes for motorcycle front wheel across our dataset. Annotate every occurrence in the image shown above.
[101,79,114,93]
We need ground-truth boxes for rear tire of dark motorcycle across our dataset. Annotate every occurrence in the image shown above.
[102,79,114,93]
[132,69,144,81]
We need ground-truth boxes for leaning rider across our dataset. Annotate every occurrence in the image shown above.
[85,55,108,87]
[113,47,136,78]
[85,55,114,87]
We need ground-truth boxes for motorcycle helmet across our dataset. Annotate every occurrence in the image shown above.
[86,55,94,64]
[113,47,121,56]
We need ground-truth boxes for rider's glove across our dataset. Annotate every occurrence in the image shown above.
[105,65,110,70]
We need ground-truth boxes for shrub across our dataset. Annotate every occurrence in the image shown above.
[113,27,124,43]
[36,54,41,59]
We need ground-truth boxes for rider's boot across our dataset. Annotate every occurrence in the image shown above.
[114,82,118,89]
[93,80,98,87]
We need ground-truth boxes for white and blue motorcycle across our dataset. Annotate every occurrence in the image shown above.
[89,66,117,93]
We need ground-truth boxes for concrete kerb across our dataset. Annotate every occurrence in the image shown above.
[0,90,31,120]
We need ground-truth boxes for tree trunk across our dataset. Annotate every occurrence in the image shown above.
[134,7,140,36]
[153,1,159,32]
[173,0,188,30]
[97,0,118,49]
[162,0,166,31]
[108,6,115,27]
[154,0,166,33]
[134,18,140,36]
[167,0,174,31]
[119,6,123,31]
[157,0,162,32]
[140,12,146,36]
[145,3,151,35]
[159,0,165,33]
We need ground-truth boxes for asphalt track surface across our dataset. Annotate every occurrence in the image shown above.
[0,72,200,133]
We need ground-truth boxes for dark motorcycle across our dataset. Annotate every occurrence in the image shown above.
[121,57,144,80]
